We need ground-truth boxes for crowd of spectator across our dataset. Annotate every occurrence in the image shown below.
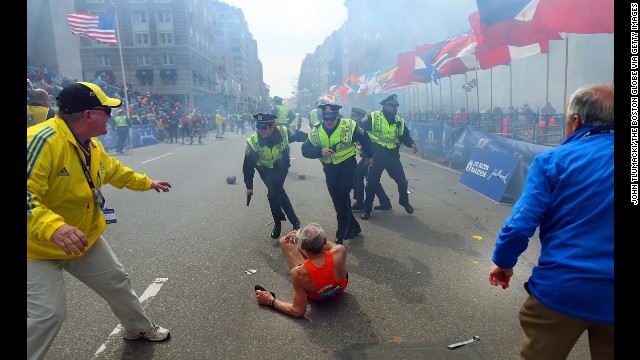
[28,63,564,146]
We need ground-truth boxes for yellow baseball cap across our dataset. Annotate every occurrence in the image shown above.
[56,81,122,113]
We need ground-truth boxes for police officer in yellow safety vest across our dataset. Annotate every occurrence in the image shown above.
[112,109,131,153]
[271,96,296,128]
[359,94,418,221]
[350,107,391,212]
[243,113,308,239]
[301,103,374,245]
[291,111,303,132]
[308,107,321,128]
[235,113,245,134]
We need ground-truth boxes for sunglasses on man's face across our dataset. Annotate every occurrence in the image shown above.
[91,107,112,116]
[256,123,270,130]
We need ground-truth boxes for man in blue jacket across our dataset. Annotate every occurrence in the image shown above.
[488,83,614,359]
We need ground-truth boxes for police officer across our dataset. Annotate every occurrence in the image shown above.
[243,113,308,239]
[308,106,321,128]
[271,96,296,128]
[294,111,302,131]
[360,94,418,220]
[301,104,373,244]
[350,107,391,212]
[112,109,131,153]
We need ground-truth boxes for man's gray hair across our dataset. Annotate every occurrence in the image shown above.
[55,109,83,124]
[566,83,614,127]
[296,223,325,254]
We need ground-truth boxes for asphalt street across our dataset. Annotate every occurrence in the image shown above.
[42,126,591,360]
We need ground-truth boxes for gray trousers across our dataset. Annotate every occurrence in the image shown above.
[27,236,152,360]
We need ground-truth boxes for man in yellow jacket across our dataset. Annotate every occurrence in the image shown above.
[27,82,172,360]
[27,88,55,127]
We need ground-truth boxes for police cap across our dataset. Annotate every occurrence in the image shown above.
[319,103,342,120]
[273,96,283,103]
[350,107,367,117]
[253,112,277,123]
[318,104,342,120]
[379,94,399,106]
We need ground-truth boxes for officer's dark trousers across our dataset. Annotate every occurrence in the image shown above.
[323,157,360,239]
[236,121,245,134]
[116,127,129,152]
[258,166,299,227]
[353,157,390,205]
[363,150,409,213]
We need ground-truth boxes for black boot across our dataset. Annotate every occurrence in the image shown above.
[400,202,414,214]
[270,221,282,239]
[351,202,364,212]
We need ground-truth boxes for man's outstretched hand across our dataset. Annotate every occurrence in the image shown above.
[488,265,513,289]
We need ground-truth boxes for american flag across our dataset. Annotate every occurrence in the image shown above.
[67,12,117,45]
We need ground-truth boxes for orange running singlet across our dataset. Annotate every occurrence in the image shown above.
[303,251,348,301]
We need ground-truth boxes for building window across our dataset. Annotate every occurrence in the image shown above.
[137,54,151,66]
[96,55,110,66]
[157,10,172,23]
[136,70,153,86]
[161,54,175,65]
[160,69,177,85]
[230,47,240,52]
[132,10,148,24]
[158,32,174,45]
[134,32,150,45]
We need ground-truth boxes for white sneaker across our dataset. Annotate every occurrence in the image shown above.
[122,323,170,341]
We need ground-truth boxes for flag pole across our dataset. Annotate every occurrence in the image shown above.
[464,72,469,113]
[449,76,453,114]
[439,80,443,115]
[509,64,513,111]
[490,67,493,115]
[112,2,130,122]
[416,84,420,114]
[563,34,569,117]
[475,68,480,114]
[430,81,434,113]
[545,45,550,124]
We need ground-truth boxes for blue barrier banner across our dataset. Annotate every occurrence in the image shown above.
[411,122,444,158]
[130,125,159,148]
[460,147,521,203]
[98,126,159,149]
[97,129,117,149]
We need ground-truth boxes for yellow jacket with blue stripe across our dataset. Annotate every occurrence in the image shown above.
[27,116,152,260]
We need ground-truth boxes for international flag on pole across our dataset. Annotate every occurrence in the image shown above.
[67,12,117,45]
[474,0,561,48]
[531,0,614,35]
